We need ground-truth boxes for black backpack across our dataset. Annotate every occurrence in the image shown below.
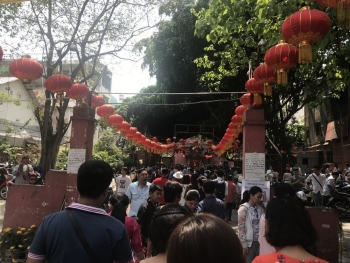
[214,179,226,200]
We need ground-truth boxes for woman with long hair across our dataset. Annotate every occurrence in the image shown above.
[109,193,145,262]
[252,196,328,263]
[238,186,264,263]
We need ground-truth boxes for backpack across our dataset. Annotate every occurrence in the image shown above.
[214,179,226,200]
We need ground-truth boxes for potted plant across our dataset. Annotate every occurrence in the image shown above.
[0,225,36,262]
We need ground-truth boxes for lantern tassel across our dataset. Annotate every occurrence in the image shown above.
[277,70,288,86]
[253,94,262,106]
[338,0,350,28]
[299,41,312,64]
[264,83,272,96]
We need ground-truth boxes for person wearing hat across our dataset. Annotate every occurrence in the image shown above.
[173,171,183,183]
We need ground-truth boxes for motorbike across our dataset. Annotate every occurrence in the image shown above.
[0,174,15,200]
[326,191,350,219]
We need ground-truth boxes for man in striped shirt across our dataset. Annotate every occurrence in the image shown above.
[27,160,132,263]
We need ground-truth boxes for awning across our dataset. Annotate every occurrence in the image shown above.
[325,121,337,141]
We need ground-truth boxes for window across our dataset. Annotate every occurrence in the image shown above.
[315,122,321,135]
[326,151,333,163]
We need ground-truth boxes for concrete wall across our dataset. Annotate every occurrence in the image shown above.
[2,170,76,230]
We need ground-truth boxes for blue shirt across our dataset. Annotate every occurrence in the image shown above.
[28,203,132,263]
[126,181,151,216]
[199,195,225,220]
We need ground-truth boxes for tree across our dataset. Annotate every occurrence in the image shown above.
[1,0,169,173]
[193,0,348,153]
[92,129,129,169]
[117,0,240,141]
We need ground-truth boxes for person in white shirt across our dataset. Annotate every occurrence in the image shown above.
[115,167,131,194]
[125,168,151,217]
[323,171,339,206]
[306,166,326,207]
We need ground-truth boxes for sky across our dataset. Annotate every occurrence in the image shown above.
[111,57,156,101]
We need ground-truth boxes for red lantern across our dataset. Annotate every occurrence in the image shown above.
[9,55,43,84]
[179,139,185,145]
[108,114,124,128]
[152,137,158,143]
[97,105,114,123]
[231,115,242,125]
[235,105,248,118]
[315,0,350,28]
[193,140,198,145]
[206,139,213,146]
[228,122,238,131]
[127,127,137,138]
[281,7,331,64]
[166,138,172,144]
[253,63,277,96]
[90,95,105,108]
[67,83,89,106]
[119,121,130,132]
[264,40,298,86]
[240,93,251,108]
[0,46,3,62]
[245,78,264,105]
[44,73,72,102]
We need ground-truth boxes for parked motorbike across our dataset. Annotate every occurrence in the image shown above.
[326,191,350,219]
[299,187,314,206]
[0,174,15,200]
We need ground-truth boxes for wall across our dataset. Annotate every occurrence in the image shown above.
[2,170,70,230]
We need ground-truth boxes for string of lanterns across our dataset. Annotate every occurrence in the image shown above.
[3,3,337,158]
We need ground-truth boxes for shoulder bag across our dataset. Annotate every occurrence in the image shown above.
[66,209,99,263]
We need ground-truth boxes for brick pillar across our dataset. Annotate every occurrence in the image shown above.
[242,109,266,180]
[65,106,96,206]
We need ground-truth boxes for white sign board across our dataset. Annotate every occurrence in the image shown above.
[67,149,86,174]
[244,152,265,181]
[242,180,271,201]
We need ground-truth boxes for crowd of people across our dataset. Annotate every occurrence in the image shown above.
[270,163,343,208]
[24,160,330,263]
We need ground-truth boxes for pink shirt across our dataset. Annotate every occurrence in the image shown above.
[258,214,275,255]
[108,212,143,254]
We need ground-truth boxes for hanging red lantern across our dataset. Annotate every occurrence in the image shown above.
[240,93,251,108]
[206,139,213,146]
[127,127,137,138]
[118,121,131,132]
[0,46,3,62]
[97,104,114,123]
[152,137,158,143]
[193,140,198,145]
[245,78,264,105]
[166,138,172,144]
[235,105,248,118]
[231,115,242,125]
[90,94,105,108]
[67,83,89,106]
[228,122,238,131]
[108,114,124,128]
[264,40,298,86]
[44,73,72,102]
[9,55,43,84]
[315,1,350,28]
[253,63,277,96]
[281,7,331,64]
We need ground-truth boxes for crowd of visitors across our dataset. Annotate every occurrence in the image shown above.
[26,161,329,263]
